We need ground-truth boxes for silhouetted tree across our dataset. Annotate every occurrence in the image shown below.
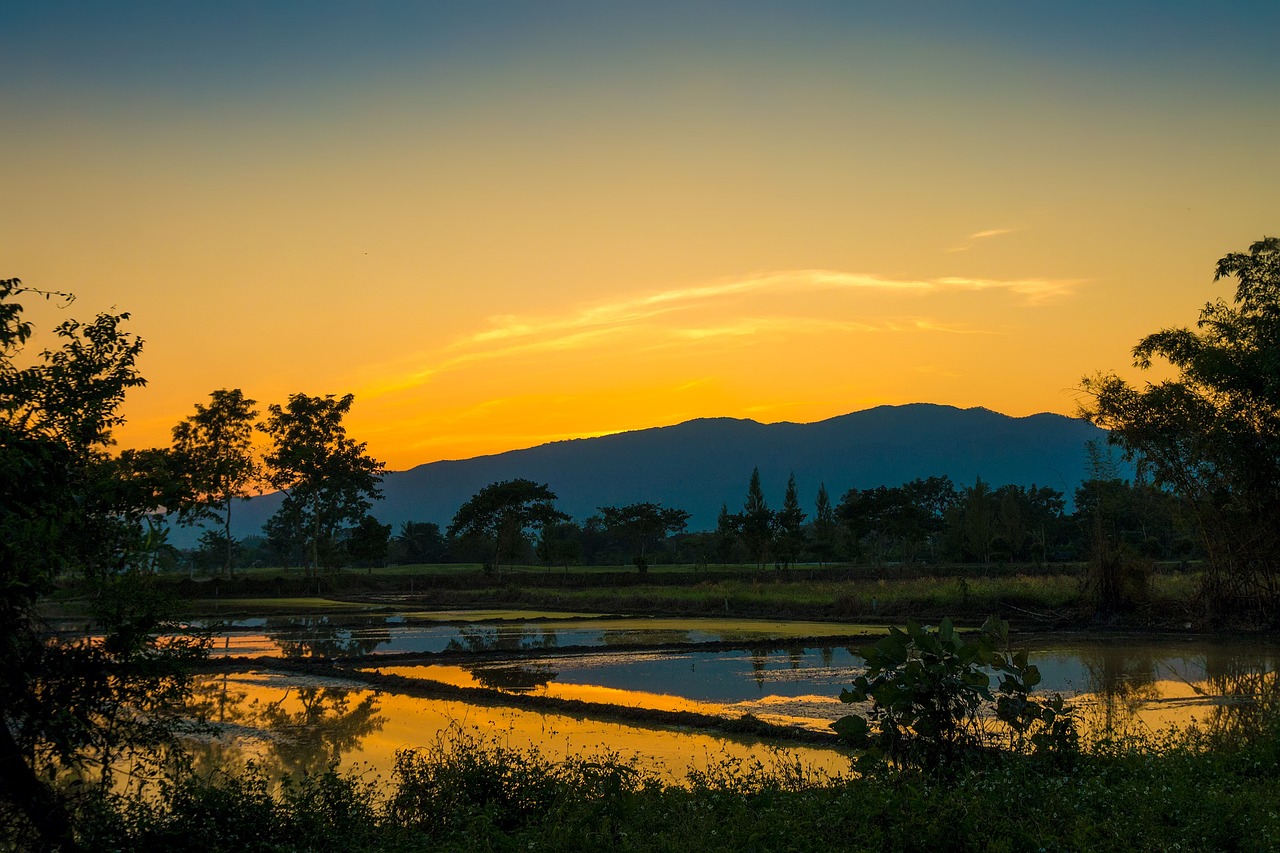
[715,503,739,565]
[740,467,775,569]
[347,514,392,569]
[0,279,207,850]
[260,393,385,575]
[811,482,840,566]
[392,521,450,564]
[1083,237,1280,621]
[598,501,691,573]
[774,472,807,569]
[448,479,567,572]
[169,388,260,579]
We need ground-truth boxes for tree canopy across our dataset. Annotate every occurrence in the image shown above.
[1083,237,1280,620]
[597,501,690,573]
[260,393,386,574]
[448,479,566,572]
[1,279,207,850]
[170,388,260,578]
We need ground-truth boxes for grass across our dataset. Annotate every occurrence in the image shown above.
[64,718,1280,852]
[141,560,1209,628]
[375,573,1094,625]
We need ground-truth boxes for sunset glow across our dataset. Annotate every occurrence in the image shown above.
[4,3,1277,470]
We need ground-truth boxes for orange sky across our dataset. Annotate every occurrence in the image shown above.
[3,3,1277,470]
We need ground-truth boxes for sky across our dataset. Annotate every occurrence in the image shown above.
[3,2,1278,471]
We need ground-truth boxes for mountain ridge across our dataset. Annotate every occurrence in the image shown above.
[208,403,1114,544]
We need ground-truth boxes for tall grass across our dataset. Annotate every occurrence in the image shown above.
[61,713,1280,852]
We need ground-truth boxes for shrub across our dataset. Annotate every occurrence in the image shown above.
[832,616,1076,771]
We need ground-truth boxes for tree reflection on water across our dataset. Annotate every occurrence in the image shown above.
[445,625,561,654]
[256,686,385,777]
[1076,645,1162,736]
[263,615,392,659]
[1201,648,1280,742]
[469,663,560,692]
[185,675,386,780]
[1072,642,1280,739]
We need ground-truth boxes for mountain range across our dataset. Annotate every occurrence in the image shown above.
[210,403,1116,544]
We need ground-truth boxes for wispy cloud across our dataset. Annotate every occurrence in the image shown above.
[967,227,1016,240]
[459,268,1072,349]
[360,267,1073,400]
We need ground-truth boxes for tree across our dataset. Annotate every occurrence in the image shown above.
[447,479,567,573]
[347,514,392,570]
[740,467,774,569]
[598,502,691,573]
[392,521,450,565]
[1083,237,1280,621]
[951,477,997,563]
[1,279,207,850]
[811,482,840,567]
[774,472,807,569]
[714,503,739,565]
[260,393,386,575]
[170,389,260,579]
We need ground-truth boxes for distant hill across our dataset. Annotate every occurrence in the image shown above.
[207,403,1115,544]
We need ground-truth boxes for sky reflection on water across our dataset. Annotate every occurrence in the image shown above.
[191,614,1280,782]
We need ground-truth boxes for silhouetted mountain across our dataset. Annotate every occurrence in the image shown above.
[210,403,1116,543]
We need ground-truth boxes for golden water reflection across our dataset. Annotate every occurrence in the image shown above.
[187,671,852,784]
[1024,638,1280,739]
[376,663,842,732]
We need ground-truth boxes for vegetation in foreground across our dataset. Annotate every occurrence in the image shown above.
[63,717,1280,853]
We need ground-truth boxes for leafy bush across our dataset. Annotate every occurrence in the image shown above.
[832,616,1076,771]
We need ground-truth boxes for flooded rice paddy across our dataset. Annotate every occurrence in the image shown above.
[192,609,1280,782]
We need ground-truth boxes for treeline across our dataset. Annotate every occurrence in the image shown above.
[204,458,1198,578]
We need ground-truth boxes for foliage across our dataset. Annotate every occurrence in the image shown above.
[832,616,1075,771]
[170,389,260,579]
[810,482,840,566]
[346,514,392,568]
[773,472,806,569]
[0,279,208,851]
[66,720,1280,852]
[1083,237,1280,622]
[597,501,691,573]
[737,466,774,569]
[838,477,958,564]
[260,393,386,575]
[448,479,567,572]
[391,520,451,564]
[714,503,739,565]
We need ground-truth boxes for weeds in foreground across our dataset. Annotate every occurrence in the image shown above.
[40,707,1280,853]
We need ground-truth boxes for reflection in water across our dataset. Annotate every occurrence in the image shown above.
[188,671,851,784]
[602,629,692,646]
[445,625,559,654]
[256,686,386,777]
[206,614,884,659]
[1076,645,1162,737]
[470,662,559,692]
[186,674,386,780]
[1024,638,1280,739]
[378,646,860,732]
[378,638,1280,741]
[264,615,392,659]
[1201,649,1280,742]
